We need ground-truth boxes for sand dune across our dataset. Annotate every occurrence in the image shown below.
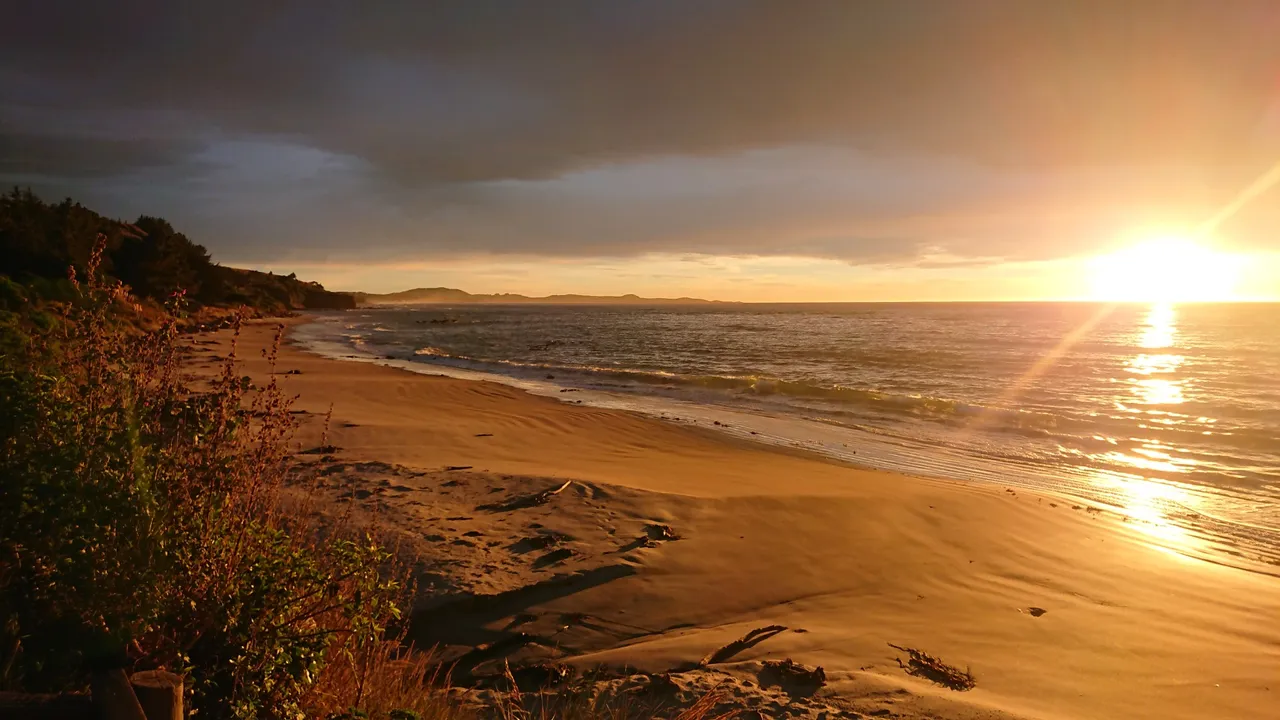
[186,319,1280,720]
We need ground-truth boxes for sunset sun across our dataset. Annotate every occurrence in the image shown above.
[1089,236,1245,303]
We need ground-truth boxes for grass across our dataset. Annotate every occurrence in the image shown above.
[307,638,741,719]
[0,239,744,719]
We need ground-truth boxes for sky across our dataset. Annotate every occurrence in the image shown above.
[3,1,1280,301]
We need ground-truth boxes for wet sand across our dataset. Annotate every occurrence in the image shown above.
[186,318,1280,720]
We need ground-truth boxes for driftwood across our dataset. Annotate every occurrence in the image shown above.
[888,643,975,691]
[479,480,573,512]
[699,624,788,666]
[530,480,573,503]
[644,524,680,541]
[130,670,183,720]
[759,658,827,694]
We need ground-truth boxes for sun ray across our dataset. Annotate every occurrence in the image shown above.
[1194,157,1280,238]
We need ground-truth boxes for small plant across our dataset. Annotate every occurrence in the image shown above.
[0,238,405,718]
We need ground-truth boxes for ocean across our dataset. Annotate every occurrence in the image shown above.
[293,302,1280,572]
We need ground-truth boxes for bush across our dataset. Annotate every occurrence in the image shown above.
[0,241,741,720]
[0,241,404,718]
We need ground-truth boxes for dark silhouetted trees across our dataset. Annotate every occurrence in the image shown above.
[0,188,354,311]
[114,215,214,300]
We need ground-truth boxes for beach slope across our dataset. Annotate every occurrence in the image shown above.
[186,319,1280,720]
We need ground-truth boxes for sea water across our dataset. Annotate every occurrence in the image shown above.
[293,302,1280,572]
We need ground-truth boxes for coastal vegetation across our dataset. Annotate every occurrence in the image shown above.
[0,243,404,718]
[0,195,733,718]
[0,188,354,317]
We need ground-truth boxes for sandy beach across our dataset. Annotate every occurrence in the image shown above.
[186,318,1280,720]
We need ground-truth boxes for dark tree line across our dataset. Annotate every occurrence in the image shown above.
[0,188,353,311]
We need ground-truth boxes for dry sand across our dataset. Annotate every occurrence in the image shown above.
[186,318,1280,720]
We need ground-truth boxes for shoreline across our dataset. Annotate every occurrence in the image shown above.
[293,311,1280,576]
[186,317,1280,720]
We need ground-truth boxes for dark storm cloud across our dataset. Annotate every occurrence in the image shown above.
[3,1,1279,263]
[6,1,1280,183]
[0,133,200,178]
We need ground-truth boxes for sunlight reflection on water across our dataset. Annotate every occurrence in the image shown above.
[1139,303,1176,349]
[1127,303,1186,408]
[1103,305,1202,551]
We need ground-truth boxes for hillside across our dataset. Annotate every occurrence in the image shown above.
[352,287,726,306]
[0,188,353,313]
[215,267,355,313]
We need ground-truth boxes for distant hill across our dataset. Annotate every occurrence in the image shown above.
[351,287,728,306]
[0,188,354,313]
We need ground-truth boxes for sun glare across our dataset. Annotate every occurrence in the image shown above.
[1089,236,1244,302]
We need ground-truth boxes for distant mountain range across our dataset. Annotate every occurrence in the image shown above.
[349,287,728,306]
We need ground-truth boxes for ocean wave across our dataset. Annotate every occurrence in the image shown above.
[407,345,1016,420]
[401,344,1280,460]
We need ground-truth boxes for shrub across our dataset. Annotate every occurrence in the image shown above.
[0,240,404,718]
[0,240,743,720]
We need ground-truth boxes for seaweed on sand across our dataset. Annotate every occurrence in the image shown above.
[888,643,976,691]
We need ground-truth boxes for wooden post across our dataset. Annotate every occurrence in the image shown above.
[129,670,183,720]
[89,669,147,720]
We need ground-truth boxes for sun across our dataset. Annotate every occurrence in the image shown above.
[1088,235,1245,303]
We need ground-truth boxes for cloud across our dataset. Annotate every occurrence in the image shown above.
[2,0,1279,266]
